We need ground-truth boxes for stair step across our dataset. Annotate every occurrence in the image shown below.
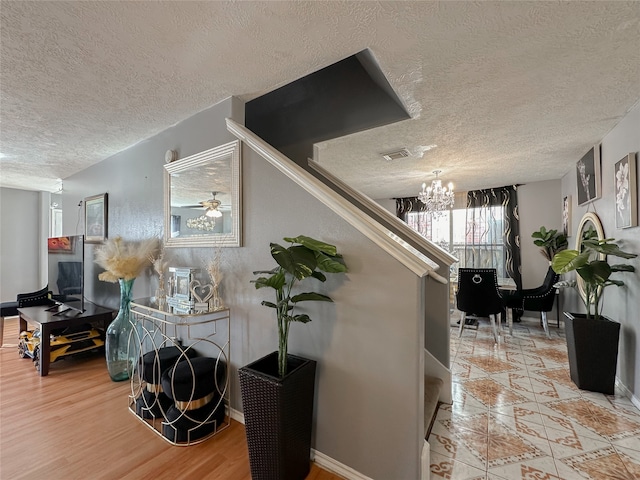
[424,375,443,439]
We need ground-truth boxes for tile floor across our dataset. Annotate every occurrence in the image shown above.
[429,316,640,479]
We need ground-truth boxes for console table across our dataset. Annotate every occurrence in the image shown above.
[18,302,113,376]
[128,298,231,446]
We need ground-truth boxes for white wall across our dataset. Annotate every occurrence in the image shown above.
[561,101,640,400]
[0,188,45,302]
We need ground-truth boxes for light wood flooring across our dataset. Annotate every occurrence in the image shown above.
[0,317,344,480]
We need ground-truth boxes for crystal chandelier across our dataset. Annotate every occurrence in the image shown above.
[186,215,217,231]
[418,170,454,216]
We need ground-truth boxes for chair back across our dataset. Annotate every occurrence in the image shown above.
[522,266,559,312]
[456,268,503,316]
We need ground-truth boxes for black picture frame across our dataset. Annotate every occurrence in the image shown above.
[84,193,108,244]
[576,145,601,206]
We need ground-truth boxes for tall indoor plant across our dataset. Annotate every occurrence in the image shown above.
[552,235,636,393]
[532,226,568,262]
[239,235,347,480]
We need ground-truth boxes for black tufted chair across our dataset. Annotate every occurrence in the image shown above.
[456,268,504,342]
[502,267,559,338]
[0,286,52,347]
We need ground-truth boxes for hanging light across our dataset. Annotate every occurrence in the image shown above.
[418,170,454,215]
[186,215,216,231]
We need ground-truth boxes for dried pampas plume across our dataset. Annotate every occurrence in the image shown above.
[207,246,223,288]
[94,236,159,282]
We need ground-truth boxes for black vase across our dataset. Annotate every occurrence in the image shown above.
[238,352,316,480]
[564,312,620,394]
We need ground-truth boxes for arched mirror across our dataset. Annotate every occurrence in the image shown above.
[164,140,241,247]
[574,212,605,301]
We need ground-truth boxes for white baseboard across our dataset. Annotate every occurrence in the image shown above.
[311,450,374,480]
[229,408,373,480]
[615,378,640,411]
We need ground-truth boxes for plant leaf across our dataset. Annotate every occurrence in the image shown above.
[315,251,348,273]
[292,314,312,324]
[261,301,278,309]
[610,264,636,272]
[586,240,638,259]
[291,292,333,303]
[252,271,285,290]
[271,243,316,280]
[552,249,589,274]
[577,261,611,285]
[311,270,327,282]
[283,235,338,256]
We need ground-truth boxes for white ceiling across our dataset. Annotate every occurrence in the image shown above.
[1,1,639,199]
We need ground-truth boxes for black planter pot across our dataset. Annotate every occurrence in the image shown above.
[564,312,620,395]
[238,352,317,480]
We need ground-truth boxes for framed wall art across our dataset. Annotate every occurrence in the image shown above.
[84,193,108,244]
[562,195,572,236]
[576,144,601,206]
[614,152,637,229]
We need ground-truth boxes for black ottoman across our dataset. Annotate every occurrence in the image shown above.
[135,346,197,419]
[161,356,227,443]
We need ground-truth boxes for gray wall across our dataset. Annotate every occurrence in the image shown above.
[0,188,46,301]
[561,101,640,400]
[59,97,425,478]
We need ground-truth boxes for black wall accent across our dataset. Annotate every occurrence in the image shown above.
[245,49,410,165]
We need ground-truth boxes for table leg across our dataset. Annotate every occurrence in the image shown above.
[39,324,51,376]
[19,315,27,333]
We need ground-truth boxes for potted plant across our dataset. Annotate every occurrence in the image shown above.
[238,235,347,480]
[532,226,568,262]
[552,235,636,394]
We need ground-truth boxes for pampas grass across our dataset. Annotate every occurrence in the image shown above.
[95,236,159,282]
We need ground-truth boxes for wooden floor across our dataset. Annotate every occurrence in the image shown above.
[0,317,344,480]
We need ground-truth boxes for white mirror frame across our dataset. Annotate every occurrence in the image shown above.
[164,140,242,247]
[574,211,605,301]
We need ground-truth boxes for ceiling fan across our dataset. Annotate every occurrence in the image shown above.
[184,192,225,217]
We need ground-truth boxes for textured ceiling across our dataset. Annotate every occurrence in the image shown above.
[1,1,639,198]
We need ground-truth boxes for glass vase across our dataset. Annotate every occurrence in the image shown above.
[105,278,138,382]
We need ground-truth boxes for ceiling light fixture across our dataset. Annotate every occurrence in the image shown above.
[418,170,454,216]
[186,215,217,231]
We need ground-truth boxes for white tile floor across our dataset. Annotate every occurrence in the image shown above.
[429,316,640,479]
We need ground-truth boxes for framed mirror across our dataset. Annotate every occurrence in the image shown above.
[574,212,605,301]
[164,140,241,247]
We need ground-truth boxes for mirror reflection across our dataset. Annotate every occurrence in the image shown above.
[574,212,605,301]
[164,140,241,247]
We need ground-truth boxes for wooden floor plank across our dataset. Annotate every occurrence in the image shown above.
[0,317,344,480]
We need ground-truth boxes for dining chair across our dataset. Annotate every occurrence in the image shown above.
[456,268,504,342]
[502,266,559,337]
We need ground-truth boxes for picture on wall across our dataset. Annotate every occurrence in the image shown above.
[562,195,572,236]
[615,152,637,229]
[48,236,75,253]
[85,193,108,244]
[576,145,601,206]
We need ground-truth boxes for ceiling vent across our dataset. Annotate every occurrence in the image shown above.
[381,148,411,161]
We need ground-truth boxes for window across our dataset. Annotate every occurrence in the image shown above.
[406,205,506,278]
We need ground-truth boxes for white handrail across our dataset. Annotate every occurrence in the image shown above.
[226,118,448,284]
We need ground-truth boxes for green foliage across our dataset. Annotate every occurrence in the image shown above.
[251,235,347,377]
[531,226,568,261]
[552,237,637,320]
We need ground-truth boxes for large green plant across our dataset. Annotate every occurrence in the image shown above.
[552,237,637,320]
[252,235,347,377]
[532,226,568,261]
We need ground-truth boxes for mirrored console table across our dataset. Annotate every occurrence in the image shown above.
[129,298,230,446]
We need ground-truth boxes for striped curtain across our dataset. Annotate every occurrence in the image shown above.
[465,186,522,289]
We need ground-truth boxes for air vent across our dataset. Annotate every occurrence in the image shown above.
[381,148,411,161]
